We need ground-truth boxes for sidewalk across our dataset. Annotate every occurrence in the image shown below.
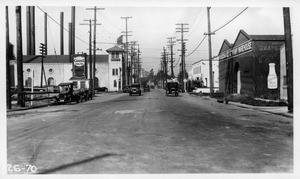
[186,92,293,118]
[7,92,126,113]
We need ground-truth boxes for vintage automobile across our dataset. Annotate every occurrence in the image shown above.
[143,85,150,92]
[123,85,130,93]
[165,82,179,96]
[95,86,108,93]
[55,82,92,104]
[129,83,141,96]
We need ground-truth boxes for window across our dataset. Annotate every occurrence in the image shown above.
[80,81,85,89]
[73,81,78,88]
[116,68,118,76]
[49,68,54,74]
[112,52,119,59]
[112,69,115,75]
[48,77,54,86]
[114,80,117,87]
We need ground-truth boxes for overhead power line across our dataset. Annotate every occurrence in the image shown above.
[212,7,248,33]
[186,7,248,57]
[36,6,89,45]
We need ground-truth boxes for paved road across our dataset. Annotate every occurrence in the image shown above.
[6,90,293,174]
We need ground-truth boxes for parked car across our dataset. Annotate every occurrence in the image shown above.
[143,85,150,92]
[129,83,141,96]
[55,82,92,104]
[123,85,130,93]
[95,86,108,93]
[55,82,80,104]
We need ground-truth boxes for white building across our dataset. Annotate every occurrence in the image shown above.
[106,45,125,91]
[191,58,219,88]
[11,45,125,92]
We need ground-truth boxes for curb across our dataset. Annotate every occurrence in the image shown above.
[228,102,293,118]
[7,93,126,113]
[187,93,293,118]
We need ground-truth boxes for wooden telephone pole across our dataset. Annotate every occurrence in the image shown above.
[283,7,293,113]
[16,6,25,107]
[176,23,189,92]
[87,6,104,94]
[205,7,215,97]
[6,6,11,109]
[167,37,176,78]
[121,16,132,86]
[80,19,93,94]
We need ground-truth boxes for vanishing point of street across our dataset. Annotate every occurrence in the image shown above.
[7,90,293,174]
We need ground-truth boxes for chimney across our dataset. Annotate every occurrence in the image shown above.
[71,6,75,54]
[30,6,35,55]
[60,12,64,55]
[26,6,31,55]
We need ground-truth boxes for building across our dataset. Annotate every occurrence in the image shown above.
[190,58,219,88]
[106,45,125,91]
[10,45,125,92]
[218,30,285,99]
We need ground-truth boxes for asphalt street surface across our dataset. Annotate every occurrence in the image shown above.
[7,89,293,174]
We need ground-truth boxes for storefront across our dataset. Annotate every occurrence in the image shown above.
[218,30,285,99]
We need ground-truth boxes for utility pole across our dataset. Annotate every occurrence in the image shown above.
[161,47,168,88]
[39,43,46,87]
[167,37,176,78]
[80,19,93,92]
[283,7,293,113]
[6,6,11,109]
[16,6,25,107]
[121,16,132,86]
[176,23,189,92]
[129,41,137,83]
[87,6,104,95]
[163,47,168,85]
[160,59,165,88]
[44,13,47,55]
[205,7,215,96]
[137,46,141,83]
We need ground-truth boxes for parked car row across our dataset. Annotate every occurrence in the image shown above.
[54,82,93,105]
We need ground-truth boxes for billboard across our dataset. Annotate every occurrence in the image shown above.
[72,54,87,79]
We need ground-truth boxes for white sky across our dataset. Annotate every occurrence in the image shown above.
[4,0,298,75]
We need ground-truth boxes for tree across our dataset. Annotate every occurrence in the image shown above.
[177,70,188,84]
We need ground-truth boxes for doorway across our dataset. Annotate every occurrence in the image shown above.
[235,63,241,94]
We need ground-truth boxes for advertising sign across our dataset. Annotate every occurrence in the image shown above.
[72,54,87,78]
[218,41,252,60]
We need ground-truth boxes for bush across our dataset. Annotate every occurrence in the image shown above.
[225,94,287,106]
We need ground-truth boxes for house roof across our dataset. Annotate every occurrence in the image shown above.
[218,39,233,55]
[232,29,284,47]
[23,55,108,63]
[106,45,125,52]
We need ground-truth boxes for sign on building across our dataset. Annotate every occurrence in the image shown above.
[72,54,87,79]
